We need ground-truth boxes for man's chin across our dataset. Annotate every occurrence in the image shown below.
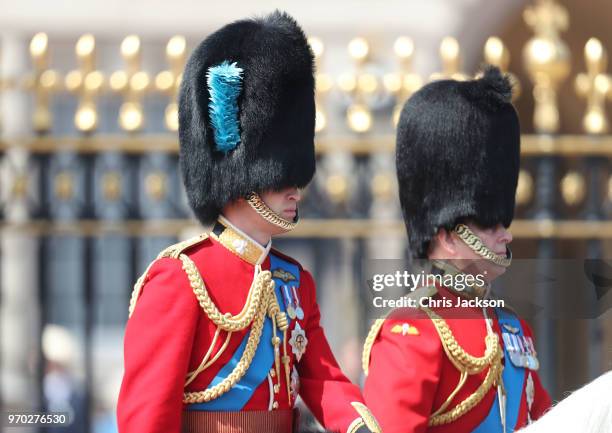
[482,263,506,282]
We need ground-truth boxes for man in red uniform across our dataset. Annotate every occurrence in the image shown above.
[118,11,381,433]
[362,67,551,433]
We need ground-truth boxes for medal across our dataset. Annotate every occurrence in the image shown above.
[521,336,534,369]
[525,336,540,370]
[504,333,522,367]
[510,334,527,368]
[292,286,304,320]
[289,322,308,362]
[523,336,539,370]
[282,285,297,319]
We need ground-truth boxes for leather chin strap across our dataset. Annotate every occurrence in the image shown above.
[246,192,297,232]
[453,224,512,268]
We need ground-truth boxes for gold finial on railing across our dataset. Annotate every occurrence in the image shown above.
[384,36,423,127]
[516,169,534,206]
[308,37,333,133]
[325,174,349,204]
[523,0,571,133]
[110,35,150,132]
[155,35,186,132]
[338,37,377,133]
[484,36,521,100]
[65,34,104,133]
[575,38,611,134]
[560,171,586,206]
[24,33,61,134]
[430,37,469,82]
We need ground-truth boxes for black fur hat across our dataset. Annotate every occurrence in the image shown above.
[396,66,520,258]
[178,11,316,225]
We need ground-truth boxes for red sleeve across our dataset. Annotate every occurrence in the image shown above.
[297,270,368,433]
[520,319,552,419]
[117,257,200,433]
[363,313,442,433]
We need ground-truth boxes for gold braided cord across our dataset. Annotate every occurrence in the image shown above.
[429,353,503,426]
[425,308,501,374]
[181,252,290,403]
[127,233,209,318]
[128,260,155,318]
[180,255,269,332]
[431,371,469,418]
[246,192,297,231]
[183,291,269,404]
[362,318,385,376]
[185,328,224,386]
[422,307,504,426]
[454,224,512,267]
[362,286,439,376]
[200,331,233,372]
[181,255,278,404]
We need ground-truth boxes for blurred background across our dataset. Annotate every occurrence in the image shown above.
[1,0,611,432]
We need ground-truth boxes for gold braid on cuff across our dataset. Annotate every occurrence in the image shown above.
[246,192,297,232]
[453,224,512,268]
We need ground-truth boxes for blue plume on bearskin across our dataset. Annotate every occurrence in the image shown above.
[207,61,243,153]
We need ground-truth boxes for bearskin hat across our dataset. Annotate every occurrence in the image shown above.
[178,11,316,225]
[396,66,520,258]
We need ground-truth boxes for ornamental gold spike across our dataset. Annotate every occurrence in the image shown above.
[338,37,376,133]
[430,37,469,82]
[308,37,332,134]
[484,36,521,101]
[110,35,150,132]
[515,169,534,206]
[24,33,62,134]
[574,38,612,135]
[523,0,571,133]
[65,34,105,133]
[384,36,423,127]
[155,35,186,132]
[560,171,586,206]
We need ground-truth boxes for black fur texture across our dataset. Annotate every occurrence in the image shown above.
[178,11,316,224]
[396,66,520,258]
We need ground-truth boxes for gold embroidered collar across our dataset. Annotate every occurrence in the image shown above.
[210,216,271,266]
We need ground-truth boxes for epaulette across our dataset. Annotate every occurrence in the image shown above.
[362,285,438,376]
[128,233,210,318]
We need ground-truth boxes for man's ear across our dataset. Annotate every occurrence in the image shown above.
[434,228,457,255]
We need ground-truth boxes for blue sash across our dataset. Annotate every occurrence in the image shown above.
[187,253,299,411]
[472,308,526,433]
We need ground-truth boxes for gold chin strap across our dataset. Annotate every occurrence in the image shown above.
[246,192,297,232]
[453,224,512,268]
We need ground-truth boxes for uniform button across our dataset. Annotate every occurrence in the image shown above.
[270,369,276,378]
[272,401,279,410]
[273,384,280,393]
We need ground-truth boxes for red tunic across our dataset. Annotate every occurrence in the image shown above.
[363,286,551,433]
[118,226,372,433]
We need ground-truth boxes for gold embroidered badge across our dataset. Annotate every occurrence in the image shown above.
[391,323,420,336]
[272,268,297,283]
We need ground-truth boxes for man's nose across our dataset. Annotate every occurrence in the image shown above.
[287,188,301,203]
[498,225,513,244]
